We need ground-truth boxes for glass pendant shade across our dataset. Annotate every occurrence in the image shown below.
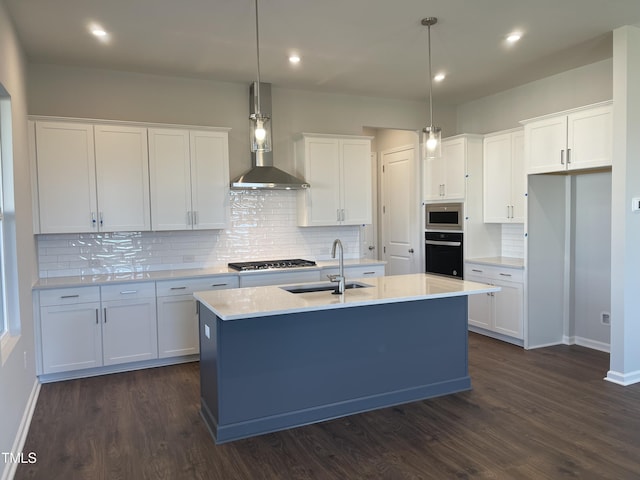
[250,112,272,152]
[423,125,441,160]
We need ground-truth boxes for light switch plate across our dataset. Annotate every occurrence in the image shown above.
[632,197,640,212]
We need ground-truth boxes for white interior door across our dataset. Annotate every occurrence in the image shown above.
[382,145,419,275]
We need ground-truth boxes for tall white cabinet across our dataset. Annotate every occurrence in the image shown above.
[295,134,372,226]
[34,120,150,233]
[148,128,230,231]
[483,128,525,223]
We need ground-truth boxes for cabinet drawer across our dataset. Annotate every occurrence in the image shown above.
[239,270,320,288]
[101,282,156,301]
[465,263,524,283]
[322,264,385,280]
[156,275,239,297]
[40,286,100,306]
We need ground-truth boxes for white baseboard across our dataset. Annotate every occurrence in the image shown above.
[1,379,40,480]
[563,335,610,353]
[605,369,640,386]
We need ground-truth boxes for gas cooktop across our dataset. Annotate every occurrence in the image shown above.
[228,259,317,271]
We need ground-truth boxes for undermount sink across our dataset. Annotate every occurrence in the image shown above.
[281,281,372,294]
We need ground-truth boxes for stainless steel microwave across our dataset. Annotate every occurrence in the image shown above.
[425,202,464,231]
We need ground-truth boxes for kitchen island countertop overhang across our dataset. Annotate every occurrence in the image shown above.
[193,273,499,321]
[195,273,499,444]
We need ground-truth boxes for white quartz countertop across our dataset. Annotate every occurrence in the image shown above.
[194,273,499,321]
[32,259,386,289]
[465,257,525,269]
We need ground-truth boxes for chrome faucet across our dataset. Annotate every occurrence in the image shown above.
[328,239,345,294]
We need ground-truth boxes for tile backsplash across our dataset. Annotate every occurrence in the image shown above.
[37,190,361,278]
[501,223,525,258]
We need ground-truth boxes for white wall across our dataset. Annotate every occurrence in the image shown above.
[456,59,613,134]
[0,1,38,479]
[571,172,612,351]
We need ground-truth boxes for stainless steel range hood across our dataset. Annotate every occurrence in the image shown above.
[231,82,310,190]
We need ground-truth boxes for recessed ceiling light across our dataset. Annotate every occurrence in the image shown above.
[506,32,522,44]
[434,72,446,82]
[289,55,301,64]
[88,22,110,42]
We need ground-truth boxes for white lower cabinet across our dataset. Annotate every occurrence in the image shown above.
[40,287,102,374]
[101,283,158,366]
[465,263,524,341]
[156,275,239,358]
[40,284,158,374]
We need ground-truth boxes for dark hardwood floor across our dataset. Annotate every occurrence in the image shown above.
[15,333,640,480]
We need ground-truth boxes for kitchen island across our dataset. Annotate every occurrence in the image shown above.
[194,273,498,444]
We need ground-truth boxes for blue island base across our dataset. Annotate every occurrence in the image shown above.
[199,296,470,444]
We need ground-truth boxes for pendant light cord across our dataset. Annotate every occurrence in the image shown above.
[254,0,261,115]
[427,22,433,128]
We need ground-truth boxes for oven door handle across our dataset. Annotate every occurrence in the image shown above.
[425,240,462,247]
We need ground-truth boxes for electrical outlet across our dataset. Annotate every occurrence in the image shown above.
[632,198,640,212]
[601,312,611,326]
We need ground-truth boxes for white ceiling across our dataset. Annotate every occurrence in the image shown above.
[5,0,640,105]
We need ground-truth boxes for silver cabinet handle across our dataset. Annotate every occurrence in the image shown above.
[341,209,345,221]
[471,269,483,273]
[99,212,104,226]
[211,283,228,287]
[363,271,375,275]
[119,290,138,295]
[170,286,187,290]
[567,148,571,164]
[60,294,80,299]
[193,211,199,225]
[91,212,97,228]
[187,211,192,226]
[499,273,512,277]
[561,149,565,165]
[103,307,107,323]
[368,246,375,251]
[95,308,99,324]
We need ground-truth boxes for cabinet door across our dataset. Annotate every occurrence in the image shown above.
[102,298,158,366]
[41,303,102,374]
[303,138,341,225]
[94,125,150,232]
[157,295,199,358]
[525,116,567,174]
[149,128,192,230]
[341,139,372,225]
[466,274,493,330]
[493,279,524,339]
[35,121,97,233]
[423,156,443,201]
[483,134,512,223]
[567,105,612,170]
[190,130,229,230]
[510,131,526,223]
[442,138,466,200]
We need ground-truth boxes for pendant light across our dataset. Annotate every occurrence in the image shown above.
[421,17,441,160]
[250,0,271,153]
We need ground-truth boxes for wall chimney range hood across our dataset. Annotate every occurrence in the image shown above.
[231,82,310,190]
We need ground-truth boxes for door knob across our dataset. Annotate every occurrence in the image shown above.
[368,246,375,251]
[408,248,415,253]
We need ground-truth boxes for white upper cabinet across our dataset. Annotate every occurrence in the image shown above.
[148,128,230,231]
[94,125,150,231]
[35,121,98,233]
[524,102,612,175]
[423,136,468,201]
[296,134,372,226]
[483,129,525,223]
[35,121,150,233]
